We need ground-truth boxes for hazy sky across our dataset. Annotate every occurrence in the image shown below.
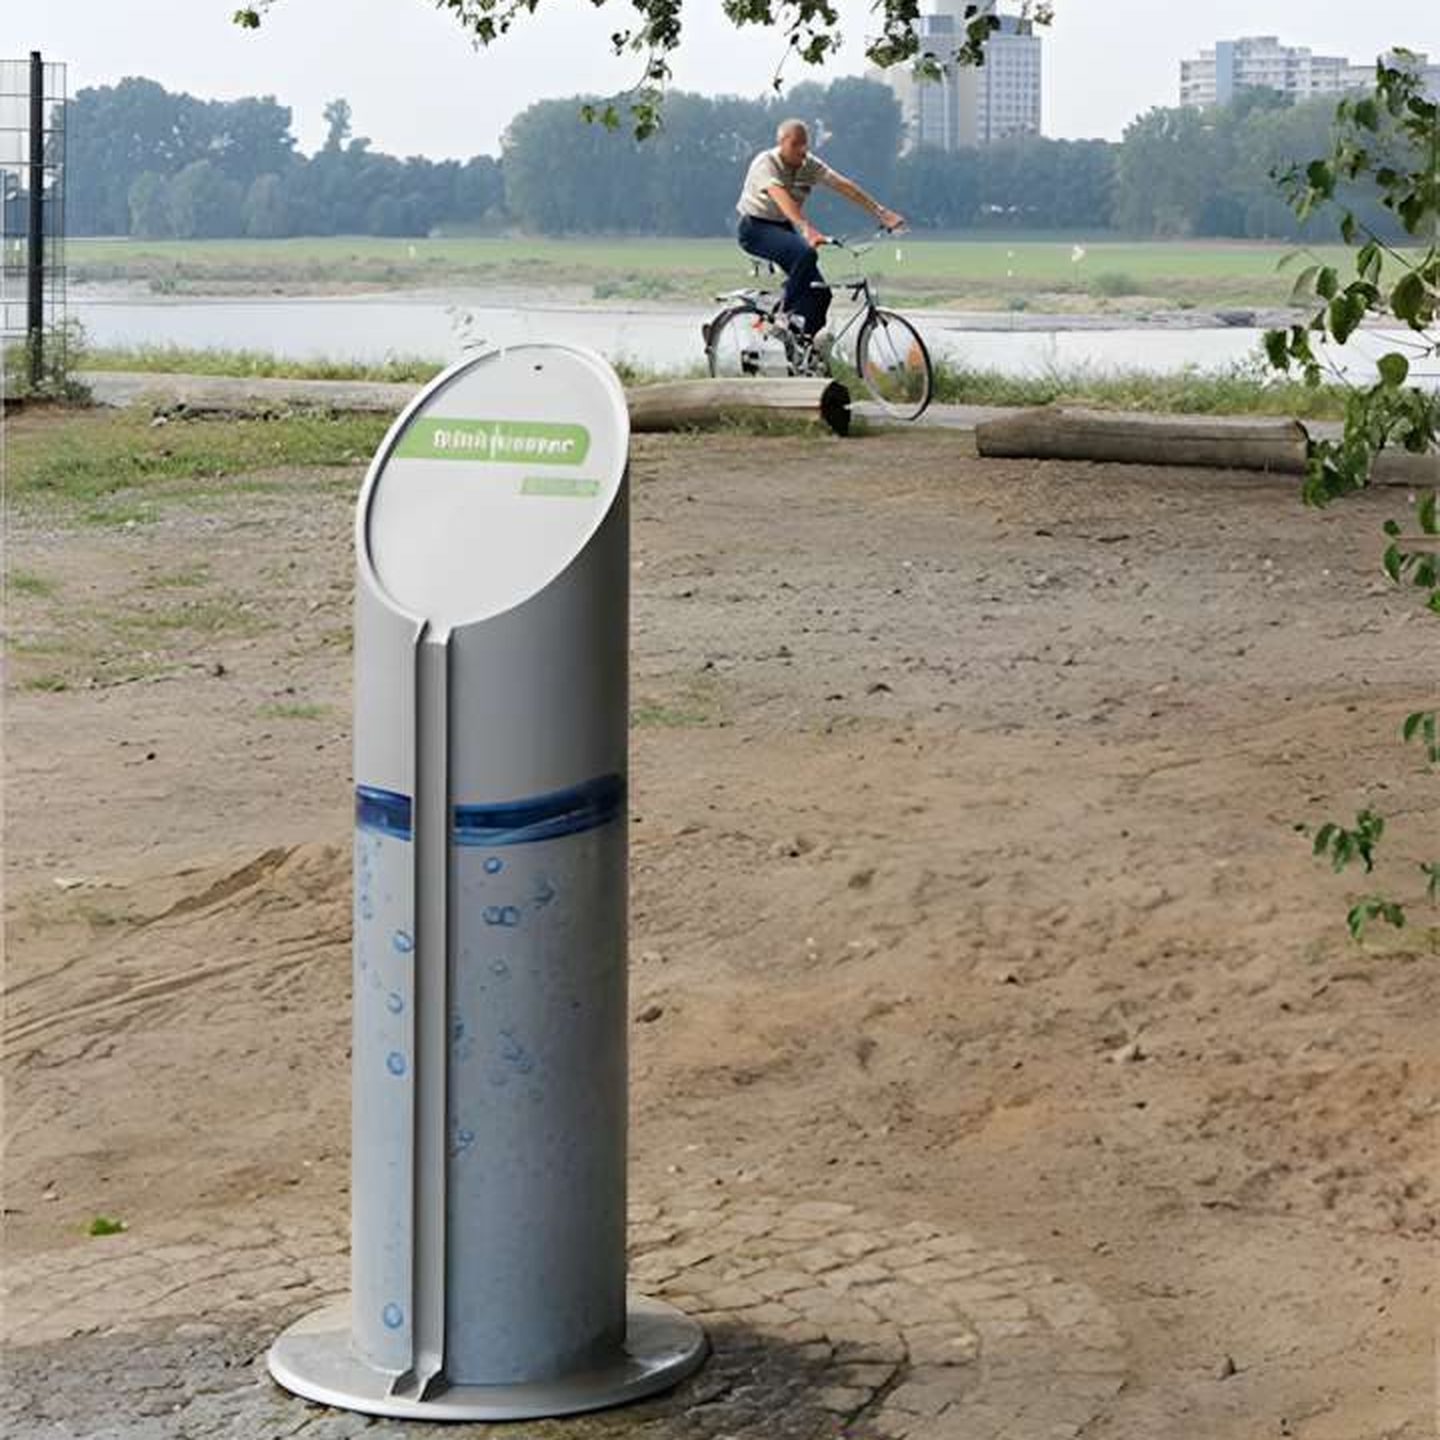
[23,1,1438,157]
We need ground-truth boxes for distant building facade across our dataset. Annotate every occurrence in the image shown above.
[1180,36,1440,107]
[876,1,1042,151]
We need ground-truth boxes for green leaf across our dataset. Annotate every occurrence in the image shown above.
[1402,710,1429,742]
[1262,329,1290,372]
[1352,97,1380,130]
[1346,903,1366,940]
[1356,240,1382,284]
[1289,265,1321,303]
[88,1215,127,1236]
[1391,270,1427,323]
[1340,212,1357,244]
[1315,267,1339,301]
[1419,490,1438,536]
[1306,159,1336,197]
[1376,352,1410,387]
[1328,292,1366,343]
[1346,896,1407,941]
[1383,518,1402,537]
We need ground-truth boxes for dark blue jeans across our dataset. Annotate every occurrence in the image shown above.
[737,214,831,337]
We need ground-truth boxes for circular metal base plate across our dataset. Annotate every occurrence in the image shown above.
[267,1295,709,1421]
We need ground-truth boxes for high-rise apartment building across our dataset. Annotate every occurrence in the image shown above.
[1180,36,1440,107]
[876,2,1042,151]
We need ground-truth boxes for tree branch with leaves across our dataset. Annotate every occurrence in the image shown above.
[233,0,1054,136]
[1265,52,1439,940]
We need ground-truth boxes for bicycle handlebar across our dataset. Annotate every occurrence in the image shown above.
[818,224,907,255]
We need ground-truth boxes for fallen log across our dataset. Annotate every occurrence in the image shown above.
[625,377,851,436]
[976,405,1308,474]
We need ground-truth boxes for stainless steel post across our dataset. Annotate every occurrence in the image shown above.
[268,343,707,1420]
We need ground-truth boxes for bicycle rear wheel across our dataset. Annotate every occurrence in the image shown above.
[705,306,792,378]
[856,309,933,420]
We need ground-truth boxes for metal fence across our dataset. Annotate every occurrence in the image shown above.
[1,53,67,389]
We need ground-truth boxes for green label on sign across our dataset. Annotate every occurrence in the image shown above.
[396,419,590,465]
[521,476,601,498]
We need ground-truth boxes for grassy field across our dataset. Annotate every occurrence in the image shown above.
[69,341,1354,420]
[66,233,1382,310]
[5,407,390,527]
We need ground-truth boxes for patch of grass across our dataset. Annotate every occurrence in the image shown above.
[7,408,391,520]
[610,357,708,386]
[257,700,330,720]
[1089,271,1142,298]
[9,635,71,656]
[631,679,720,729]
[8,568,57,598]
[87,1215,127,1236]
[930,354,1349,419]
[82,343,442,384]
[631,699,712,728]
[20,673,70,692]
[66,234,1415,310]
[112,594,271,639]
[143,563,212,590]
[80,500,162,528]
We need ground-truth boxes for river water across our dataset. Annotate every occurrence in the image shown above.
[70,287,1430,388]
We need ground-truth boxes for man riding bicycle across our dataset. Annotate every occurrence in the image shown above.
[735,118,905,351]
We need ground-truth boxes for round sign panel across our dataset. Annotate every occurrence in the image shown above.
[361,344,628,632]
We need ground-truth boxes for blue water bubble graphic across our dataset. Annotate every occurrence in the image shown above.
[482,905,521,928]
[382,1302,404,1330]
[392,930,414,954]
[483,857,503,874]
[386,1051,407,1076]
[499,1028,534,1075]
[386,991,404,1014]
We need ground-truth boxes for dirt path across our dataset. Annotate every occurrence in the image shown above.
[4,419,1434,1438]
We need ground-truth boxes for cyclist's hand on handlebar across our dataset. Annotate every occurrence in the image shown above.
[800,220,826,249]
[877,207,906,234]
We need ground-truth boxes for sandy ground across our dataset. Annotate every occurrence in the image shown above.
[3,417,1435,1438]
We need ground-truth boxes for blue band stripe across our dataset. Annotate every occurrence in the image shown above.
[356,785,413,841]
[453,773,625,847]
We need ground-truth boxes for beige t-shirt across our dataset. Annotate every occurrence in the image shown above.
[736,147,834,221]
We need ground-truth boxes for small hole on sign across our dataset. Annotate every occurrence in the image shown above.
[534,364,544,371]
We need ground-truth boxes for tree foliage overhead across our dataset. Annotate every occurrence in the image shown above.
[232,0,1055,135]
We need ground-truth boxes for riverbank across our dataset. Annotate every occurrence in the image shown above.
[67,234,1371,313]
[74,345,1355,421]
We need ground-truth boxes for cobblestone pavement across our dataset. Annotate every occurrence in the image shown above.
[4,1193,1125,1439]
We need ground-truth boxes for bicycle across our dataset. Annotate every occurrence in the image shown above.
[701,229,934,421]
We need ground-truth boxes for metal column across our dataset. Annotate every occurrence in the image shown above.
[26,50,43,389]
[268,343,707,1420]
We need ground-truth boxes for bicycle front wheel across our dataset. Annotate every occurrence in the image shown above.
[705,306,791,378]
[856,310,933,421]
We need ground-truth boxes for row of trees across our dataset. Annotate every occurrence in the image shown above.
[67,81,502,239]
[66,74,1411,240]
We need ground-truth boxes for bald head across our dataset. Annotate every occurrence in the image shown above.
[775,118,809,167]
